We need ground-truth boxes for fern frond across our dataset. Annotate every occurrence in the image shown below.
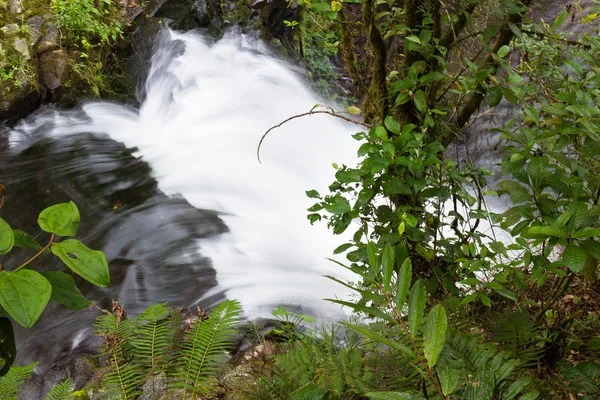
[45,378,73,400]
[94,307,141,399]
[173,299,241,397]
[0,363,36,400]
[492,308,544,368]
[130,303,175,398]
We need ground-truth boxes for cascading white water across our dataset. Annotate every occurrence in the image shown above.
[18,30,361,320]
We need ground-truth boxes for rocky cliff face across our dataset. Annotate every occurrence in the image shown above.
[0,0,298,124]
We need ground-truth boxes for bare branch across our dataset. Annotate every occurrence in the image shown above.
[257,110,371,163]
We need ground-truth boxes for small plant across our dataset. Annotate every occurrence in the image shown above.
[93,300,242,399]
[0,185,110,374]
[50,0,123,44]
[0,364,73,400]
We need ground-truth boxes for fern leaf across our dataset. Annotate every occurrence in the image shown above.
[173,299,241,397]
[45,378,73,400]
[130,303,174,398]
[0,363,36,400]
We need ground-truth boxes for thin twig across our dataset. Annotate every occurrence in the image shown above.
[257,110,371,163]
[14,234,55,272]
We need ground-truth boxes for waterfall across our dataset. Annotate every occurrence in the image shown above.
[14,29,360,321]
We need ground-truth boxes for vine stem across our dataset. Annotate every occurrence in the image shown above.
[379,282,448,400]
[256,109,371,163]
[13,234,54,272]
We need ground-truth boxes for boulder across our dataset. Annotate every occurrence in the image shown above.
[12,37,30,60]
[38,49,71,90]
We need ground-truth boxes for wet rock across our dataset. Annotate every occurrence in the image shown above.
[154,0,200,30]
[38,49,71,90]
[27,16,44,46]
[8,0,23,14]
[36,22,60,53]
[0,81,41,122]
[252,0,268,10]
[192,0,212,27]
[0,43,6,69]
[12,37,30,60]
[1,23,20,36]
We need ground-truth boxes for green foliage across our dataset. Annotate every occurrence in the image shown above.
[254,320,376,399]
[0,365,73,400]
[0,195,109,373]
[50,0,124,44]
[94,300,241,399]
[0,363,36,400]
[265,0,600,399]
[45,378,74,400]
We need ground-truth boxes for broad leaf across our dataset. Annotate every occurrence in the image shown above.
[423,304,447,368]
[289,382,328,400]
[367,241,379,277]
[438,366,460,395]
[346,323,415,357]
[0,270,51,328]
[408,280,426,336]
[12,230,43,252]
[488,87,503,107]
[572,227,600,238]
[526,225,568,238]
[41,272,92,310]
[51,240,110,287]
[0,218,13,255]
[396,258,412,310]
[562,245,587,273]
[38,201,80,236]
[382,244,394,290]
[384,116,401,135]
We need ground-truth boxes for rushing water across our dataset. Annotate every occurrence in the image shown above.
[11,30,360,327]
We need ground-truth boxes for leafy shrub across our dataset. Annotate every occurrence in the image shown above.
[50,0,123,44]
[0,186,109,374]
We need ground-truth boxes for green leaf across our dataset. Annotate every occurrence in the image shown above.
[12,230,43,252]
[289,382,328,400]
[497,45,511,58]
[438,366,460,395]
[0,270,51,328]
[38,201,80,236]
[396,258,412,310]
[488,87,503,107]
[40,272,92,310]
[562,245,587,273]
[464,368,494,400]
[497,180,531,204]
[419,71,444,85]
[502,88,519,104]
[0,219,14,255]
[502,377,531,400]
[346,323,415,357]
[366,393,425,400]
[552,8,568,30]
[384,116,401,135]
[572,227,600,238]
[367,241,379,277]
[413,90,427,112]
[375,126,388,140]
[325,196,351,215]
[423,304,447,368]
[382,244,394,290]
[51,240,110,287]
[408,280,426,336]
[527,225,569,238]
[480,293,491,307]
[305,190,320,199]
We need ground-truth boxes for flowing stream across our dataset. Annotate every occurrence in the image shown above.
[12,30,360,325]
